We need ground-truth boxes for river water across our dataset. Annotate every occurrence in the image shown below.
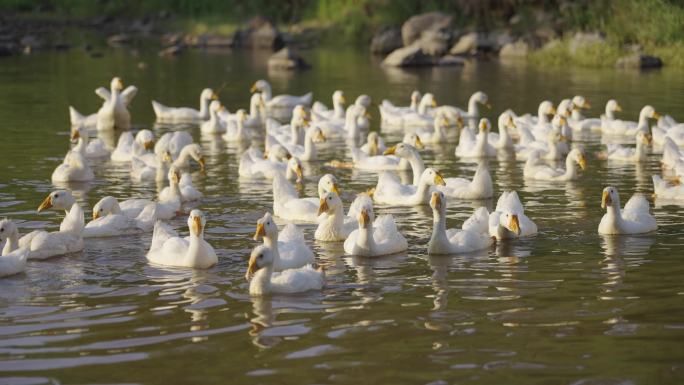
[0,47,683,384]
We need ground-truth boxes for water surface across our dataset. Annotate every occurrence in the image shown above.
[0,47,683,384]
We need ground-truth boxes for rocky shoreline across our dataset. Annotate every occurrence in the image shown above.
[0,11,667,70]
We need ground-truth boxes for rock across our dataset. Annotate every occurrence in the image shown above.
[401,12,453,47]
[499,40,529,58]
[20,35,44,50]
[159,44,184,57]
[268,46,310,70]
[449,32,479,55]
[569,31,605,54]
[417,30,450,56]
[534,27,557,45]
[490,30,514,52]
[370,27,403,55]
[184,34,234,48]
[234,16,284,51]
[615,54,663,69]
[437,55,466,66]
[107,34,131,46]
[161,32,183,47]
[53,42,71,51]
[382,43,435,67]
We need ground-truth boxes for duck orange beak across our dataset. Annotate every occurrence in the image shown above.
[198,156,206,171]
[192,216,202,235]
[93,211,100,220]
[70,129,80,141]
[37,195,53,212]
[579,155,587,170]
[430,192,441,208]
[359,208,370,227]
[383,146,396,155]
[144,140,155,150]
[253,223,265,241]
[509,214,521,235]
[317,198,329,216]
[601,191,611,209]
[414,136,425,149]
[330,183,340,195]
[246,258,257,281]
[250,83,258,93]
[434,171,446,186]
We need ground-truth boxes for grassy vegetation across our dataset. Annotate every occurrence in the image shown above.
[1,0,683,67]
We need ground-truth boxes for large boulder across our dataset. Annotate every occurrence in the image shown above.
[449,32,480,55]
[382,43,435,67]
[268,46,310,70]
[234,16,284,51]
[417,30,450,56]
[569,31,605,54]
[499,40,529,59]
[370,27,403,55]
[615,54,663,69]
[401,12,453,47]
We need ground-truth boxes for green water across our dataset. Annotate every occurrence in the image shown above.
[0,47,683,384]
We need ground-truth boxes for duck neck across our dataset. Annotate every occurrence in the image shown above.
[475,131,488,152]
[538,107,549,124]
[572,109,583,120]
[547,139,559,159]
[418,100,429,115]
[169,180,182,200]
[199,97,211,119]
[187,232,202,263]
[407,152,426,186]
[333,100,345,119]
[606,107,615,120]
[416,178,432,203]
[73,137,87,156]
[564,156,578,179]
[303,133,315,159]
[356,223,375,255]
[468,96,479,118]
[156,162,169,181]
[236,119,245,138]
[345,114,359,137]
[250,266,273,295]
[2,232,19,256]
[263,233,278,257]
[635,139,647,160]
[429,208,450,253]
[290,123,302,146]
[323,206,345,237]
[604,204,623,229]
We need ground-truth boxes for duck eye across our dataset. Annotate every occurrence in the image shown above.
[266,221,271,225]
[54,194,59,198]
[1,228,4,232]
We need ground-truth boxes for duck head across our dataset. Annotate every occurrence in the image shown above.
[246,245,274,280]
[37,190,75,212]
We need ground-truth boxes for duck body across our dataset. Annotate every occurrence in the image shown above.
[0,220,28,277]
[599,187,657,234]
[524,148,586,181]
[146,210,217,269]
[427,192,493,254]
[23,192,85,260]
[152,88,216,123]
[343,204,407,257]
[96,78,134,131]
[374,168,445,206]
[254,212,315,271]
[52,152,94,183]
[438,163,493,199]
[488,191,537,239]
[652,175,684,200]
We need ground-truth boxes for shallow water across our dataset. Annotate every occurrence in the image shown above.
[0,47,683,384]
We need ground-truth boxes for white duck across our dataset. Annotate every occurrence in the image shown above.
[601,131,652,162]
[398,93,437,129]
[135,167,182,222]
[599,186,657,234]
[111,129,155,162]
[524,148,587,181]
[427,191,494,254]
[272,164,322,222]
[416,114,461,144]
[312,90,346,122]
[516,127,566,161]
[488,112,516,152]
[200,100,227,134]
[266,105,308,146]
[160,171,202,203]
[84,196,154,237]
[285,125,326,161]
[568,95,601,132]
[96,77,136,131]
[601,105,660,137]
[131,150,172,182]
[661,137,684,169]
[92,195,153,221]
[239,149,302,182]
[246,244,324,295]
[315,191,358,242]
[0,219,28,277]
[652,175,684,201]
[510,100,555,132]
[155,131,193,159]
[351,139,424,172]
[221,93,266,129]
[222,109,251,142]
[439,91,490,126]
[69,126,110,159]
[359,132,387,156]
[251,79,313,111]
[374,168,446,206]
[488,191,538,239]
[147,210,217,269]
[253,212,315,271]
[173,144,205,171]
[354,94,372,130]
[152,88,217,123]
[52,151,94,183]
[437,162,493,199]
[455,118,497,159]
[21,190,85,259]
[379,90,422,126]
[69,77,137,128]
[343,201,408,257]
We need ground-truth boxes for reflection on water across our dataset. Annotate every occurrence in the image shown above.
[0,47,682,384]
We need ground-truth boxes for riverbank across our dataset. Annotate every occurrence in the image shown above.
[1,0,683,68]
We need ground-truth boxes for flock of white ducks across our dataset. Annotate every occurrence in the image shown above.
[0,76,678,297]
